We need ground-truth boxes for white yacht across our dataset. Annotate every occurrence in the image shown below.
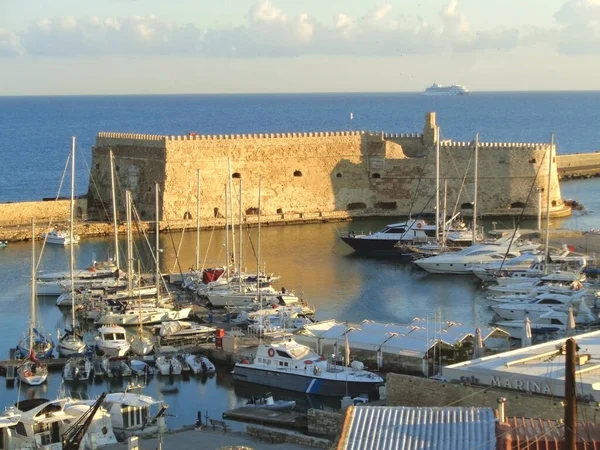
[63,400,118,448]
[98,392,168,440]
[423,83,470,96]
[62,355,93,382]
[95,325,131,357]
[94,306,192,326]
[413,236,540,274]
[41,228,80,245]
[155,347,183,376]
[232,339,384,397]
[12,398,72,449]
[495,310,576,339]
[470,253,544,282]
[185,354,216,375]
[491,295,596,323]
[0,408,22,447]
[156,321,215,341]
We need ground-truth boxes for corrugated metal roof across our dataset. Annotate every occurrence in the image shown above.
[497,417,600,450]
[337,406,496,450]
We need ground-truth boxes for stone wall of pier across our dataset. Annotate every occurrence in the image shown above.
[87,112,568,222]
[556,152,600,180]
[386,374,600,422]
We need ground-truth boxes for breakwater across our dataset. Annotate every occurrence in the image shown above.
[556,152,600,180]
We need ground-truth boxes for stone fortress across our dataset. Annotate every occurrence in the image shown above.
[87,112,567,224]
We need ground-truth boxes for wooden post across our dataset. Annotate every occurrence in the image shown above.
[565,338,577,450]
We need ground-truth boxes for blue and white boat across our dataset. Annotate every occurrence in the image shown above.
[232,339,383,397]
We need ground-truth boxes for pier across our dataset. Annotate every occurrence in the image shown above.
[556,152,600,180]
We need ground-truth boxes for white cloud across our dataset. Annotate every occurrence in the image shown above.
[0,29,22,57]
[22,0,600,60]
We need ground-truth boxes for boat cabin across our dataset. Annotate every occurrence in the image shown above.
[11,398,70,450]
[102,393,167,440]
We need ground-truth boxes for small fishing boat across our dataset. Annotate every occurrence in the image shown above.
[62,354,93,381]
[102,356,133,378]
[0,240,7,248]
[41,228,80,245]
[185,354,216,375]
[245,393,296,411]
[155,346,183,375]
[95,325,131,357]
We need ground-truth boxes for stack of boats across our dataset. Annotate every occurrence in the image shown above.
[464,245,599,340]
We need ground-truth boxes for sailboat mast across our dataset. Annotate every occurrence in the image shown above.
[472,133,479,246]
[224,184,230,281]
[29,219,35,355]
[109,150,120,270]
[155,183,160,295]
[126,191,133,295]
[545,134,554,260]
[257,178,262,342]
[435,126,440,241]
[70,137,76,328]
[195,169,201,271]
[228,159,236,276]
[442,178,448,244]
[238,178,243,292]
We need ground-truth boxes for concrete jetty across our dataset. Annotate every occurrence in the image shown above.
[556,152,600,180]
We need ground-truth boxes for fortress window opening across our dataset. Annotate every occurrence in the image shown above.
[293,170,302,177]
[371,173,381,179]
[232,172,241,179]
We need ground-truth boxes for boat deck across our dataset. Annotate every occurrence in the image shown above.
[222,406,307,430]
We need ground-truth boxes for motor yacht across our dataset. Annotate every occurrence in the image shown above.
[41,228,80,245]
[413,235,540,274]
[95,325,131,357]
[232,339,384,397]
[340,218,465,254]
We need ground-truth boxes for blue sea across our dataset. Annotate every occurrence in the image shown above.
[0,92,598,430]
[0,91,599,202]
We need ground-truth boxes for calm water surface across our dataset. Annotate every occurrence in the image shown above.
[1,177,598,426]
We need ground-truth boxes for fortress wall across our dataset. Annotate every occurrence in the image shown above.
[88,137,167,221]
[87,115,566,223]
[162,132,371,221]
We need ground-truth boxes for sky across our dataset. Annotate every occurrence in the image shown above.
[0,0,599,95]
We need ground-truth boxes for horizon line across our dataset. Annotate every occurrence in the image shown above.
[1,89,600,98]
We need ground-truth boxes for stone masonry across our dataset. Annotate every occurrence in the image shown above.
[87,112,566,222]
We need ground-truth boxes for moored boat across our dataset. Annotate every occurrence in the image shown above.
[232,339,383,397]
[245,393,296,411]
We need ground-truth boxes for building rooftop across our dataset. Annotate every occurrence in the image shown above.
[297,319,509,359]
[337,405,497,450]
[443,330,600,399]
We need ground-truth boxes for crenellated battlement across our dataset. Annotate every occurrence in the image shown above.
[440,140,549,149]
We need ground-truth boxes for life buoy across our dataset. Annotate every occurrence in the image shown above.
[24,371,32,377]
[304,360,313,365]
[268,348,275,357]
[417,223,422,229]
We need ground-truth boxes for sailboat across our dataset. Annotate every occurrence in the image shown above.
[17,220,50,386]
[130,264,154,356]
[58,137,86,357]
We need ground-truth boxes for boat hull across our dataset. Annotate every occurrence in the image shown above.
[232,365,382,398]
[340,236,404,254]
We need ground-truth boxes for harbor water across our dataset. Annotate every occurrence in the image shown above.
[0,92,599,429]
[0,176,598,427]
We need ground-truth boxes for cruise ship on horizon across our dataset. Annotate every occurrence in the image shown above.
[424,83,470,96]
